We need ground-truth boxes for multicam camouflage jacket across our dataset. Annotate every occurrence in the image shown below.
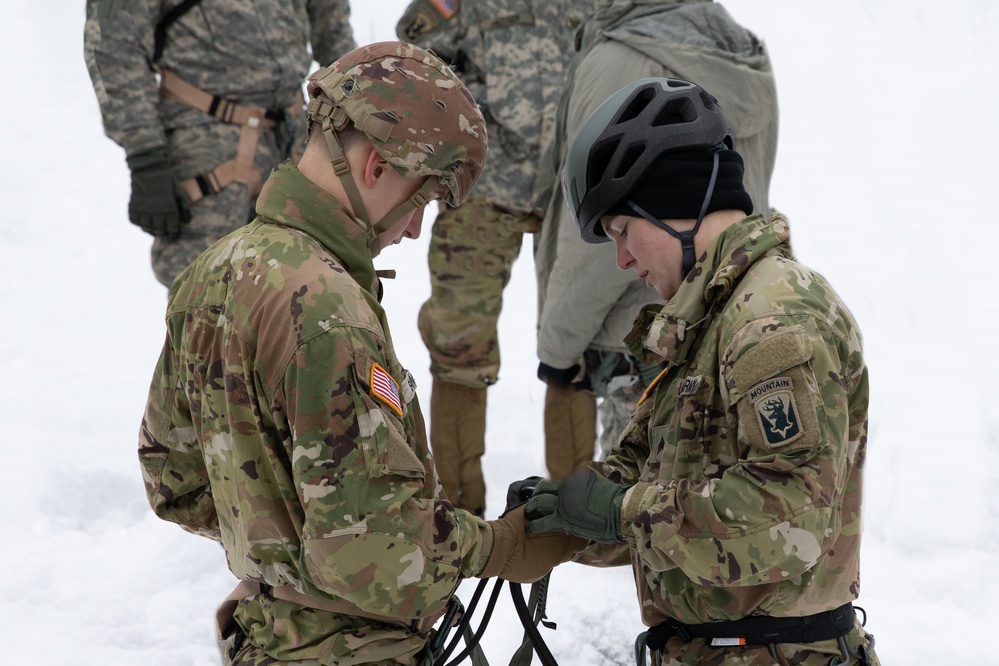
[138,161,492,658]
[594,213,869,627]
[396,0,595,213]
[85,0,354,155]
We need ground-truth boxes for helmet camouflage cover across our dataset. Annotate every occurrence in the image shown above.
[307,41,488,207]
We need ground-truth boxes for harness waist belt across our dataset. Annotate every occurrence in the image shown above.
[647,603,856,651]
[158,68,303,203]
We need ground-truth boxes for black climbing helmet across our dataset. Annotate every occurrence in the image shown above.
[562,78,734,244]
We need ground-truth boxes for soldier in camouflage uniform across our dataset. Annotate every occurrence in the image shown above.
[395,0,596,514]
[138,42,585,665]
[84,0,355,287]
[525,79,880,665]
[534,0,780,476]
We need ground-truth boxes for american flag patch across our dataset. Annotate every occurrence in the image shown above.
[429,0,459,19]
[370,363,404,416]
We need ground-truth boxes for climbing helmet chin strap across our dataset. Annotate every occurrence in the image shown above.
[626,147,721,279]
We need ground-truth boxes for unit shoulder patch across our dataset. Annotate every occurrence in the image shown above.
[400,5,442,42]
[749,376,802,447]
[736,363,823,454]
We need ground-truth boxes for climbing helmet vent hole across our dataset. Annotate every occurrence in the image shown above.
[652,97,696,127]
[586,137,620,189]
[699,90,717,109]
[615,144,646,179]
[616,87,656,124]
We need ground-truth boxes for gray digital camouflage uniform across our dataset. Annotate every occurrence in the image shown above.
[84,0,355,286]
[587,213,879,665]
[396,0,596,514]
[398,0,595,387]
[139,161,494,664]
[534,0,780,470]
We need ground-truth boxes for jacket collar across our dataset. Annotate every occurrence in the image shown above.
[255,160,379,297]
[625,213,791,366]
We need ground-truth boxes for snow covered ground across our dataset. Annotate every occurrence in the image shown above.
[2,0,997,663]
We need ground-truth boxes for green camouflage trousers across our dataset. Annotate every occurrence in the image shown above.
[418,195,540,387]
[151,115,305,286]
[223,636,428,666]
[224,597,431,666]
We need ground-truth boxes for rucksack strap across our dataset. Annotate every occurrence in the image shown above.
[153,0,205,64]
[153,0,201,65]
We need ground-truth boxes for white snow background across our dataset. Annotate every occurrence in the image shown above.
[2,0,997,663]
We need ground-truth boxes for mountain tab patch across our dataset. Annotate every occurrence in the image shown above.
[749,376,802,447]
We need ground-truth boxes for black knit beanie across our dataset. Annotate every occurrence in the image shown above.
[609,148,753,220]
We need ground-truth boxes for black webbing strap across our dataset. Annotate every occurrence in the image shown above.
[509,576,555,666]
[509,582,558,666]
[154,0,205,63]
[647,603,856,652]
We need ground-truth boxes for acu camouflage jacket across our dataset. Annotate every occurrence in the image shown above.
[138,161,492,658]
[85,0,355,155]
[598,214,869,627]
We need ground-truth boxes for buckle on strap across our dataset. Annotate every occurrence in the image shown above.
[647,603,856,651]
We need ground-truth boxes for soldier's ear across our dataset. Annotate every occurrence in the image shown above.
[362,146,389,189]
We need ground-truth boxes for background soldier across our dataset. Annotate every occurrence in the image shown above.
[138,42,584,665]
[84,0,355,286]
[527,77,879,666]
[534,0,779,476]
[396,0,596,515]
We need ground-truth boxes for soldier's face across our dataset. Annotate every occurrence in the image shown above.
[377,204,426,247]
[601,214,691,300]
[374,178,449,248]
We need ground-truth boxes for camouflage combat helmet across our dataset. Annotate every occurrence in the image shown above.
[307,42,488,253]
[562,78,733,274]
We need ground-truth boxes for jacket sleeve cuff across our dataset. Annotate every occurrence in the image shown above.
[467,519,495,577]
[620,481,653,546]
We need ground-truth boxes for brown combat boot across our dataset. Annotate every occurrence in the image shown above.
[429,378,487,516]
[543,383,597,480]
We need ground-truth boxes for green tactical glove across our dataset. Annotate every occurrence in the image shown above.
[125,146,190,238]
[524,468,627,543]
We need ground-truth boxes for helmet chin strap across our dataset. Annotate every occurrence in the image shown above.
[367,176,439,256]
[626,149,720,279]
[320,116,440,257]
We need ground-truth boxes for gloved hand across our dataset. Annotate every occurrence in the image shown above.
[537,361,592,391]
[125,146,190,238]
[505,476,542,513]
[524,468,627,544]
[478,504,588,583]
